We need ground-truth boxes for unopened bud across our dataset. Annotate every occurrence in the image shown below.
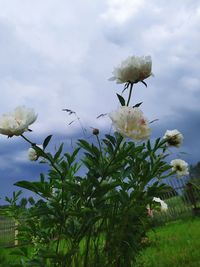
[92,128,99,135]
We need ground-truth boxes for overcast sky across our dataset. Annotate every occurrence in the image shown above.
[0,0,200,201]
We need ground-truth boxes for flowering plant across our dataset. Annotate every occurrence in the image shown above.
[0,55,189,267]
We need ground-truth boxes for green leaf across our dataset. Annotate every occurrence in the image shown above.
[19,198,27,207]
[123,166,133,178]
[28,197,35,205]
[153,138,161,151]
[116,93,126,106]
[5,196,11,203]
[103,139,114,154]
[133,102,143,108]
[78,139,91,151]
[14,181,51,197]
[14,190,22,199]
[141,80,147,87]
[10,247,29,257]
[40,173,45,183]
[43,135,53,149]
[78,139,99,156]
[54,143,64,160]
[66,147,80,165]
[15,181,39,193]
[146,140,151,151]
[105,134,116,145]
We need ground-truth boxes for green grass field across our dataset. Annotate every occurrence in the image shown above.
[135,217,200,267]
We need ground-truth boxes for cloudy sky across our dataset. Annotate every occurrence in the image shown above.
[0,0,200,201]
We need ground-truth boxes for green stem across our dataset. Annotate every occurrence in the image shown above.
[83,228,92,267]
[55,226,62,267]
[20,134,35,146]
[126,83,133,106]
[96,135,104,166]
[56,180,66,267]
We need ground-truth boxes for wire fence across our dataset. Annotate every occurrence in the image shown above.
[0,178,200,248]
[0,217,16,248]
[152,178,200,225]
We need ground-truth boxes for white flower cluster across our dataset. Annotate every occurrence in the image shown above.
[0,106,37,137]
[163,129,183,147]
[109,55,152,84]
[162,130,189,178]
[109,106,151,140]
[153,197,168,211]
[170,159,189,178]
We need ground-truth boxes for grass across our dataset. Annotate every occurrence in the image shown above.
[135,217,200,267]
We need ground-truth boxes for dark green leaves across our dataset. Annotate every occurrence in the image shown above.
[43,135,52,150]
[116,93,126,106]
[78,139,100,158]
[133,102,143,108]
[54,143,64,161]
[14,181,51,198]
[105,134,116,146]
[141,80,147,87]
[64,147,80,166]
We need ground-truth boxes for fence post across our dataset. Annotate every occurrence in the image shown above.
[14,220,19,246]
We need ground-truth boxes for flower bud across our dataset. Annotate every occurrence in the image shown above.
[28,145,43,161]
[92,128,99,135]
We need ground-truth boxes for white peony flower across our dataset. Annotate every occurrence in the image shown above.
[153,197,168,211]
[109,106,151,140]
[0,106,37,137]
[28,145,43,161]
[170,159,189,177]
[163,129,183,147]
[109,55,152,84]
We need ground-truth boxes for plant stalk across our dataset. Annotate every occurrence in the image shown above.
[126,83,134,106]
